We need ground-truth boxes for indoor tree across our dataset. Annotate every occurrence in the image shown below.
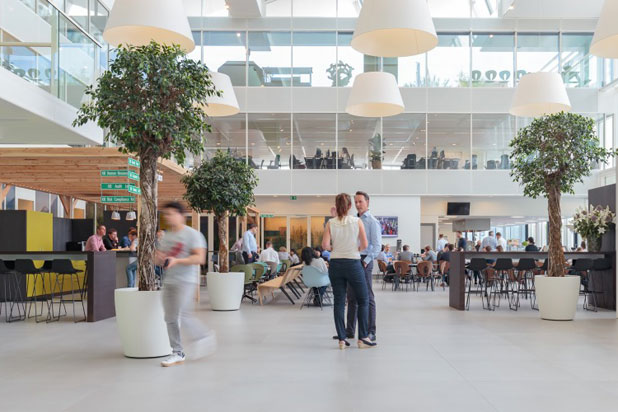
[510,112,616,277]
[74,42,219,290]
[182,150,258,273]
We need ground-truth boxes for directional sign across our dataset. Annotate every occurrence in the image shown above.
[101,196,136,203]
[290,196,297,200]
[101,183,130,190]
[128,185,141,195]
[262,214,274,218]
[101,170,128,177]
[101,183,141,195]
[100,170,139,181]
[128,158,140,168]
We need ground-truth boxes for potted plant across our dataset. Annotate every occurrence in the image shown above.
[182,150,258,311]
[369,133,384,169]
[74,42,219,356]
[510,112,616,320]
[572,205,616,252]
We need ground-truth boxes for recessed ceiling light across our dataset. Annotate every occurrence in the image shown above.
[451,143,456,146]
[236,32,241,37]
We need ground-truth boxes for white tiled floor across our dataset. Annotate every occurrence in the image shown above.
[1,285,617,412]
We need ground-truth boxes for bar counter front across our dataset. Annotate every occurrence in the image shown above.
[0,251,127,322]
[449,251,615,311]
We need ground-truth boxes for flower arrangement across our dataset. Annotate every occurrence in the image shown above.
[572,205,616,240]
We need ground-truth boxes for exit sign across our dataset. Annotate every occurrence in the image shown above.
[290,196,297,200]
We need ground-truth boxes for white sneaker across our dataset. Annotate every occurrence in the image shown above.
[188,332,217,360]
[161,352,186,367]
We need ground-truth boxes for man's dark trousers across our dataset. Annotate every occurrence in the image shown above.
[346,259,376,337]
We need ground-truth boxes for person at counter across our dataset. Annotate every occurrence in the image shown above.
[496,232,507,251]
[85,225,106,252]
[525,237,539,252]
[120,227,136,248]
[103,228,119,250]
[481,231,497,251]
[125,230,138,287]
[456,231,467,251]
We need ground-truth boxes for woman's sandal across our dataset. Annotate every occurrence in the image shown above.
[357,338,377,349]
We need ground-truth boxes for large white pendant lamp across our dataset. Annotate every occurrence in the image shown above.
[201,72,240,117]
[591,0,618,58]
[103,0,195,52]
[352,0,438,57]
[346,72,404,118]
[510,72,571,117]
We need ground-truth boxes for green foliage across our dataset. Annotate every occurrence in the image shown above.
[509,112,616,198]
[73,42,219,164]
[369,133,384,162]
[182,150,259,218]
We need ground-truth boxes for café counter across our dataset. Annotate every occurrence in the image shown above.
[0,251,134,322]
[449,251,614,311]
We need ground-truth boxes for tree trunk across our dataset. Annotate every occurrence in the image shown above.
[217,212,229,273]
[547,184,565,277]
[137,149,158,291]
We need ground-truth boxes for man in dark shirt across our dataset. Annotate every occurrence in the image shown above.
[456,231,467,251]
[103,228,119,250]
[525,237,539,252]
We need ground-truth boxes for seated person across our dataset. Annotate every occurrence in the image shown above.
[278,246,291,262]
[259,241,280,274]
[289,248,300,266]
[484,245,496,265]
[301,246,328,305]
[103,228,119,250]
[439,244,454,286]
[377,245,395,273]
[397,245,414,262]
[421,245,437,263]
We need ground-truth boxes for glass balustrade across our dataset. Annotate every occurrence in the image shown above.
[1,0,106,108]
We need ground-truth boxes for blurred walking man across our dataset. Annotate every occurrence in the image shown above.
[157,202,215,367]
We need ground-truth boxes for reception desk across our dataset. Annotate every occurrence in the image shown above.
[0,251,118,322]
[449,251,613,311]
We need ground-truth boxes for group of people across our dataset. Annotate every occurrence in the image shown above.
[85,224,165,287]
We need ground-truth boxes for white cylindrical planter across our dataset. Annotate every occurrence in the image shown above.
[115,288,172,358]
[534,275,581,321]
[206,272,245,311]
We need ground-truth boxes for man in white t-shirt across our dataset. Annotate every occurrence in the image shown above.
[156,202,214,367]
[437,234,448,252]
[496,232,507,251]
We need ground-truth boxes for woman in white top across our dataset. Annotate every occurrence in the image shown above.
[322,193,375,350]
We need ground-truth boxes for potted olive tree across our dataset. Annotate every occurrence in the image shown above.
[182,150,258,311]
[369,133,383,169]
[510,112,616,320]
[74,42,218,356]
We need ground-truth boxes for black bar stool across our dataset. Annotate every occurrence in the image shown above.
[15,259,47,323]
[0,259,25,322]
[467,258,488,310]
[572,259,594,311]
[515,258,538,310]
[588,258,611,311]
[493,258,515,310]
[51,259,86,322]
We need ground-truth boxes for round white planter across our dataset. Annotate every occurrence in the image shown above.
[114,288,172,358]
[206,272,245,311]
[535,275,580,321]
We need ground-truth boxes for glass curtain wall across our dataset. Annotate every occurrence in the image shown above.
[471,33,514,87]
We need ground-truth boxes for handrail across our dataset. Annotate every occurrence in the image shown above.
[42,0,105,49]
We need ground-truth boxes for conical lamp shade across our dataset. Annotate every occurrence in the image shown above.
[202,72,240,117]
[103,0,195,52]
[111,211,121,221]
[591,0,618,58]
[352,0,438,57]
[126,211,136,221]
[346,72,404,118]
[510,72,571,117]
